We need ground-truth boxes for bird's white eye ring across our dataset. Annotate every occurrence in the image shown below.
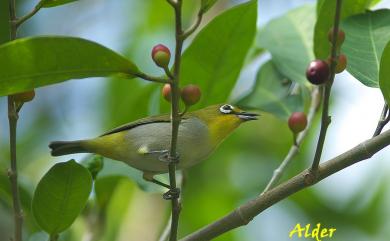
[220,104,234,114]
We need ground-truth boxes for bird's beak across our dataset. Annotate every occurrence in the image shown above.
[236,112,259,121]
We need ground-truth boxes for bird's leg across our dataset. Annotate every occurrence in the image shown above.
[143,172,170,188]
[138,146,173,163]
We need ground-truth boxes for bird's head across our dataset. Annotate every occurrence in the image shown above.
[189,104,259,145]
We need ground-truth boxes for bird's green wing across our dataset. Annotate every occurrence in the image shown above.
[100,114,172,136]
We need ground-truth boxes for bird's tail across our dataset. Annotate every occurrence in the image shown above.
[49,140,88,156]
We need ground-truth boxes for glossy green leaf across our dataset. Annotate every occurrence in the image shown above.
[181,0,257,106]
[314,0,371,59]
[316,0,325,16]
[0,36,140,96]
[237,61,303,120]
[380,41,390,104]
[32,160,92,235]
[341,10,390,87]
[200,0,219,13]
[42,0,78,8]
[258,5,315,84]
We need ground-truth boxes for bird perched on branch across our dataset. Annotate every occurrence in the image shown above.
[49,104,258,188]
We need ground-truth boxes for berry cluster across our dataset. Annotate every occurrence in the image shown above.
[152,44,202,107]
[306,28,347,85]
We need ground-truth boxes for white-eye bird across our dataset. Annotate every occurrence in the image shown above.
[49,104,258,187]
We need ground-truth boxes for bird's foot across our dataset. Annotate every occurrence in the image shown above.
[163,187,181,200]
[159,152,180,164]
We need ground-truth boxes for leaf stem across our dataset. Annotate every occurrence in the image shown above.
[15,0,45,28]
[311,0,343,171]
[49,234,59,241]
[134,72,171,83]
[181,11,203,40]
[262,87,321,193]
[373,102,390,137]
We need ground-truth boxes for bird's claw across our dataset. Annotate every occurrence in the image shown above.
[158,152,180,164]
[163,187,181,200]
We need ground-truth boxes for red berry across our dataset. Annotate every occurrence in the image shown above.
[151,44,171,68]
[13,90,35,102]
[181,85,201,106]
[162,84,172,102]
[288,112,307,133]
[306,60,330,85]
[328,28,345,47]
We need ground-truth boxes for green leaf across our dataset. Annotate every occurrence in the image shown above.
[314,0,371,59]
[258,5,315,84]
[99,179,135,241]
[237,61,303,120]
[181,0,257,106]
[42,0,78,8]
[380,41,390,104]
[32,160,92,235]
[0,36,139,96]
[200,0,219,13]
[341,9,390,87]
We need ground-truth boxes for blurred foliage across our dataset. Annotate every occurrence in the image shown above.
[314,0,371,59]
[237,60,304,120]
[258,4,315,85]
[341,9,390,88]
[1,0,390,241]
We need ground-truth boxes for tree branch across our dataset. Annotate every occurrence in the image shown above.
[311,0,343,170]
[262,86,321,193]
[180,129,390,241]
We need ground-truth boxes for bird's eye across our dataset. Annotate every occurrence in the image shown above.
[220,104,234,114]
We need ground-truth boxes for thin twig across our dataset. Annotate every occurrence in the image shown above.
[7,97,23,241]
[158,173,184,241]
[180,128,390,241]
[373,103,390,137]
[167,0,184,240]
[311,0,343,170]
[262,87,321,193]
[15,0,45,28]
[7,0,23,240]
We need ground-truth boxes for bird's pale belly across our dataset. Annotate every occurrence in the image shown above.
[103,119,212,173]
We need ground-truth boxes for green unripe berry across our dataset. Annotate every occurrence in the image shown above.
[181,85,201,106]
[288,112,307,134]
[152,44,171,68]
